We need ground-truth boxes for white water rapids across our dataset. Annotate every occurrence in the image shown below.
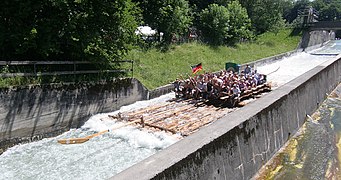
[0,40,339,180]
[0,93,180,180]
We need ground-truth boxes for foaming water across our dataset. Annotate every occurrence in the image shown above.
[311,40,341,55]
[0,93,180,180]
[256,52,334,88]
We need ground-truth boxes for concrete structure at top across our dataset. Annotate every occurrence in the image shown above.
[299,21,341,50]
[297,6,339,50]
[308,21,341,31]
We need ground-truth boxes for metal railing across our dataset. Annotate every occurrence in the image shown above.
[0,60,134,78]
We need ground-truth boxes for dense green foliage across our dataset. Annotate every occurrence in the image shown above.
[2,0,340,62]
[1,0,340,88]
[243,0,285,34]
[199,2,252,45]
[0,0,140,62]
[225,1,252,42]
[312,0,341,21]
[137,0,192,44]
[282,0,310,24]
[126,29,301,89]
[199,4,231,45]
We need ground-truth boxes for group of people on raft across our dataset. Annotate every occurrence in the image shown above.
[173,65,267,101]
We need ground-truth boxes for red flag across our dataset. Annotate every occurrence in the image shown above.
[191,63,202,74]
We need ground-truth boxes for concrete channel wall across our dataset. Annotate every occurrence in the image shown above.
[0,78,149,153]
[113,56,341,180]
[300,30,335,50]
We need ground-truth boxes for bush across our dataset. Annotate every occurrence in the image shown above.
[199,2,253,45]
[225,1,253,43]
[199,4,231,45]
[138,0,192,45]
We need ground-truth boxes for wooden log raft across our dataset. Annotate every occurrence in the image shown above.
[106,100,233,137]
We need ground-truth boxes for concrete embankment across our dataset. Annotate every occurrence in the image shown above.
[300,30,335,51]
[113,55,341,180]
[0,78,149,153]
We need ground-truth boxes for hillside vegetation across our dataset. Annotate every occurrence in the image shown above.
[126,29,301,90]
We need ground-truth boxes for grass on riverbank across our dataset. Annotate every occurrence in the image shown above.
[125,28,301,90]
[0,28,300,89]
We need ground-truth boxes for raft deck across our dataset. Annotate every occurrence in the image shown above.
[108,83,271,137]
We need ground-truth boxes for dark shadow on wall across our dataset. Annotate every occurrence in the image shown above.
[300,31,311,50]
[0,78,140,143]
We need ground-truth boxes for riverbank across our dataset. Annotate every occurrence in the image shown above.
[125,29,301,90]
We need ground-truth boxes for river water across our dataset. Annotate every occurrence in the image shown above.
[0,41,340,180]
[255,84,341,180]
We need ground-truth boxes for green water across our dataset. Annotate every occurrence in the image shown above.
[258,85,341,180]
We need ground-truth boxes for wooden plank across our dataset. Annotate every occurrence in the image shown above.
[143,122,177,134]
[58,119,141,144]
[173,107,217,127]
[220,95,230,100]
[146,105,198,125]
[180,113,213,136]
[124,101,176,117]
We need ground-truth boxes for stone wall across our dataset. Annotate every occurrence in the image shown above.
[112,55,341,180]
[0,78,148,153]
[300,30,335,50]
[149,84,174,100]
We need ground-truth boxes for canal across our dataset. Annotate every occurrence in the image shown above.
[0,40,340,180]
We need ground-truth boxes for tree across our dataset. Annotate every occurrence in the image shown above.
[238,0,286,34]
[137,0,192,44]
[282,0,310,24]
[188,0,215,11]
[199,4,231,45]
[0,0,140,63]
[252,0,285,34]
[225,1,252,43]
[312,0,341,21]
[159,0,193,44]
[0,0,41,60]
